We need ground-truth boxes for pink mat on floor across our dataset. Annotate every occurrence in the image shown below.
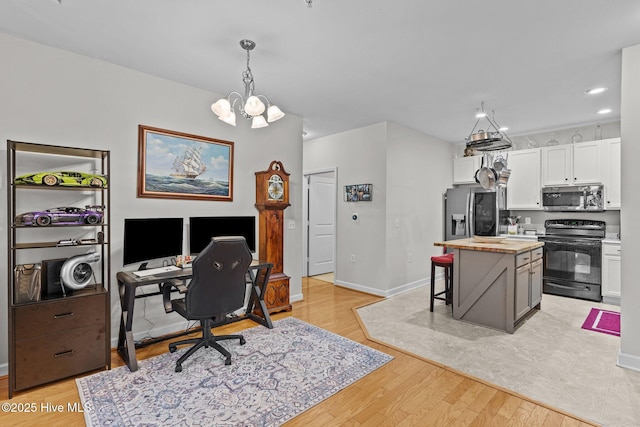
[581,308,620,336]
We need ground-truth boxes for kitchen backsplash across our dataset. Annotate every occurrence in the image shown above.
[509,210,621,238]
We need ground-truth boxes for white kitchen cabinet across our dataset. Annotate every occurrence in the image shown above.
[507,148,541,209]
[603,137,621,209]
[602,241,621,305]
[514,248,543,321]
[453,156,482,184]
[541,141,602,186]
[573,141,602,184]
[541,145,572,186]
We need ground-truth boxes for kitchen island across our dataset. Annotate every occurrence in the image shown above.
[434,238,544,333]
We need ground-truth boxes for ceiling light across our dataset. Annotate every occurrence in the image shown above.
[211,39,285,128]
[586,87,607,95]
[597,108,612,114]
[499,127,509,132]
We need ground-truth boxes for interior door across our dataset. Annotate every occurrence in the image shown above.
[308,175,336,276]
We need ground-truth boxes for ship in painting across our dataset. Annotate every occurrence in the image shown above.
[171,146,207,179]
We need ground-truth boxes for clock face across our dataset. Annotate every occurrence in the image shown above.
[268,174,284,201]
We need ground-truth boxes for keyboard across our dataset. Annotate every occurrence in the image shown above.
[132,265,180,277]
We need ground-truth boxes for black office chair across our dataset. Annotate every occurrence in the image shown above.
[162,236,252,372]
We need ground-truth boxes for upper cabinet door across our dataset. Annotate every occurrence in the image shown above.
[603,137,621,209]
[452,156,482,185]
[541,145,572,186]
[573,140,602,184]
[507,148,541,210]
[541,141,603,186]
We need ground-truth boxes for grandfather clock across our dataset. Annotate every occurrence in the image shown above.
[255,160,292,313]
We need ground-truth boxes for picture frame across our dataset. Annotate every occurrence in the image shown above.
[137,125,234,201]
[344,184,372,202]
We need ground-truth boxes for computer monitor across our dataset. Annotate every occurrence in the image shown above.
[123,217,184,269]
[189,216,256,254]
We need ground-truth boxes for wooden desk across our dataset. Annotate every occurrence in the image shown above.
[116,260,273,372]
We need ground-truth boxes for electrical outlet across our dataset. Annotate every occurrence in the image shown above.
[350,254,356,263]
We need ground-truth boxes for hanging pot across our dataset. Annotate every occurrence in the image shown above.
[475,154,498,189]
[493,153,507,172]
[470,130,493,142]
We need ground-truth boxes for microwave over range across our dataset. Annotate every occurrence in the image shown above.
[541,185,604,212]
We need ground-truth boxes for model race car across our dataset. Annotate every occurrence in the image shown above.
[15,206,104,226]
[14,171,108,188]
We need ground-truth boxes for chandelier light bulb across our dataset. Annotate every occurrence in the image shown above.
[267,104,285,122]
[244,95,266,116]
[251,115,269,128]
[219,110,236,126]
[211,99,231,118]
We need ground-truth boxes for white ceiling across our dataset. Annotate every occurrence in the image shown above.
[2,0,640,143]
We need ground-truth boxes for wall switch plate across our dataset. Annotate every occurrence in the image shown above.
[350,254,356,263]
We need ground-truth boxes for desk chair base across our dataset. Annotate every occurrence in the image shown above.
[168,318,245,372]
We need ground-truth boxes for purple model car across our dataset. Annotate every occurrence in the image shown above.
[15,205,104,226]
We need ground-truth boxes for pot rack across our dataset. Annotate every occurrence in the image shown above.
[465,102,513,151]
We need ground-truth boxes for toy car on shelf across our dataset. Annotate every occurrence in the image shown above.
[15,205,104,226]
[14,171,108,188]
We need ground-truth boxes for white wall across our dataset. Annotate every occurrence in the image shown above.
[303,121,454,296]
[304,123,388,293]
[619,43,640,371]
[385,123,454,293]
[0,33,304,371]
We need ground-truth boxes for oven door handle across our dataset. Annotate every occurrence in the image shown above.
[546,282,593,292]
[541,239,601,247]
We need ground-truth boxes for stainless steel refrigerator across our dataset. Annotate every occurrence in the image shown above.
[444,186,509,241]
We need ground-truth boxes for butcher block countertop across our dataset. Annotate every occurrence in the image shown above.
[434,238,544,254]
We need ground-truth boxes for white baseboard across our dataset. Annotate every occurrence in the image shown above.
[333,275,431,298]
[617,350,640,372]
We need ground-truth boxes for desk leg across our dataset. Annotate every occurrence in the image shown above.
[246,266,274,329]
[116,278,139,371]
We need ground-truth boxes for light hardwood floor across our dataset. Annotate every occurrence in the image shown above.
[0,277,596,426]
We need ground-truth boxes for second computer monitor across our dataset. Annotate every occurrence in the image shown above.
[189,216,256,255]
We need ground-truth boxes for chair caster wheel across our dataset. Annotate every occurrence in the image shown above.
[240,337,246,345]
[169,345,177,353]
[225,358,231,366]
[175,364,182,372]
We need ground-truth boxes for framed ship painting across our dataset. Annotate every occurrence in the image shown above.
[137,125,234,201]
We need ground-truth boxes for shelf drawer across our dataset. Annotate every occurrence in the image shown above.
[14,293,106,340]
[531,247,543,261]
[516,251,532,268]
[14,324,107,391]
[603,243,621,256]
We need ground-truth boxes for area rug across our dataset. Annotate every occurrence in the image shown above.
[581,308,621,336]
[76,317,392,427]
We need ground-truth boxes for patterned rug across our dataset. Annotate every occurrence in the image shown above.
[76,317,392,426]
[581,308,621,336]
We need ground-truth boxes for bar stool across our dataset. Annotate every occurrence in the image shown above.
[430,250,454,312]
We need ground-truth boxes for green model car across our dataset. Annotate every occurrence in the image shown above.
[15,171,108,188]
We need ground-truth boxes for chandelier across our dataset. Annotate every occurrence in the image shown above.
[211,39,285,129]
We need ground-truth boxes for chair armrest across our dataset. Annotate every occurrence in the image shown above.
[161,280,187,313]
